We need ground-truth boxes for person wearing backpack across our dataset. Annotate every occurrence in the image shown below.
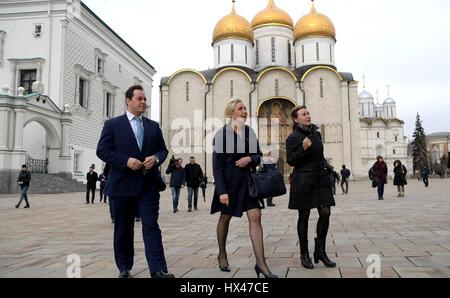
[393,160,408,197]
[340,165,351,195]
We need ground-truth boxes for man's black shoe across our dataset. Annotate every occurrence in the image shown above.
[151,271,175,278]
[119,270,131,278]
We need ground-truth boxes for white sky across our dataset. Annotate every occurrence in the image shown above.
[82,0,450,139]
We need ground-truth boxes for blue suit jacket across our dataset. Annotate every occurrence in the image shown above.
[96,114,168,197]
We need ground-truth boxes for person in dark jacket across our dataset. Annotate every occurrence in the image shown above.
[393,160,408,197]
[200,176,208,202]
[166,158,185,213]
[286,105,336,270]
[15,165,31,209]
[421,167,430,187]
[372,156,388,200]
[99,164,110,203]
[212,99,277,278]
[184,157,203,211]
[329,166,340,196]
[86,166,98,204]
[340,165,351,195]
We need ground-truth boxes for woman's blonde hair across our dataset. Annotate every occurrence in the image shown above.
[224,98,244,121]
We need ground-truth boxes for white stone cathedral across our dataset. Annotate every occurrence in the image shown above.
[160,0,411,180]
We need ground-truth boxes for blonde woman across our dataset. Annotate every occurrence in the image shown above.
[211,99,277,278]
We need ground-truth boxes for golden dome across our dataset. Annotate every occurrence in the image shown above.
[251,0,294,29]
[294,1,336,41]
[213,1,254,44]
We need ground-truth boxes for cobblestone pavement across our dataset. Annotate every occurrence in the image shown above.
[1,179,449,278]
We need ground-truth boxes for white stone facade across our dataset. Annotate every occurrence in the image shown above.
[0,0,155,192]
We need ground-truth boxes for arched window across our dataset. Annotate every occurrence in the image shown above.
[271,37,276,62]
[185,82,190,102]
[288,41,292,65]
[320,78,324,98]
[218,46,221,64]
[302,45,305,63]
[329,44,332,63]
[377,131,380,139]
[275,79,279,97]
[231,44,234,63]
[256,40,259,65]
[245,46,248,64]
[321,125,326,143]
[230,80,234,98]
[316,43,320,61]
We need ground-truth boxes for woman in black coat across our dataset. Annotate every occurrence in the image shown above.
[372,156,388,200]
[211,98,277,278]
[286,106,336,270]
[393,160,407,197]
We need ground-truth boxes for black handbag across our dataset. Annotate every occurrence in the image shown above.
[248,165,287,200]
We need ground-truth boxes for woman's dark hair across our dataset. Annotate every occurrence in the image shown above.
[394,160,402,167]
[376,156,384,162]
[290,105,307,129]
[125,85,144,100]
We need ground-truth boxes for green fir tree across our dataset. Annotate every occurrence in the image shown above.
[412,114,428,174]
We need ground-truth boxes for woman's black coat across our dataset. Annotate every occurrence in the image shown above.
[211,124,262,217]
[286,124,335,210]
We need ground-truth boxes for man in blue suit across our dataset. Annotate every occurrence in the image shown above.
[97,85,174,278]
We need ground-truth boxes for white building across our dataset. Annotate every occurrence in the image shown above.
[359,85,412,176]
[0,0,155,193]
[161,0,366,180]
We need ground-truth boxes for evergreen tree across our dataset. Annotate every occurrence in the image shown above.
[412,114,428,174]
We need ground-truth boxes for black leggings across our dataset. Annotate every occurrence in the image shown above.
[297,207,331,244]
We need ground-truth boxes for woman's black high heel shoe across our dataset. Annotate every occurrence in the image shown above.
[255,264,278,278]
[218,256,231,272]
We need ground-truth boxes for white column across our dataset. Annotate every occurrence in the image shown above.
[13,109,25,151]
[340,81,351,169]
[0,107,10,150]
[60,119,71,157]
[10,64,16,96]
[59,20,69,105]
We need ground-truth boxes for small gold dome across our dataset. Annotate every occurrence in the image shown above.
[213,1,254,44]
[294,1,336,41]
[251,0,294,29]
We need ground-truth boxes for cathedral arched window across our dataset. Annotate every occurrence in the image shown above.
[316,43,320,61]
[231,44,234,63]
[320,78,324,98]
[218,46,221,64]
[271,37,276,62]
[302,45,305,63]
[329,44,332,63]
[256,40,259,65]
[275,79,279,97]
[321,125,326,142]
[245,46,248,64]
[185,82,190,102]
[230,80,234,98]
[377,131,380,139]
[288,41,292,65]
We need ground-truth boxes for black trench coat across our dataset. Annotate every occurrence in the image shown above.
[286,124,335,210]
[211,124,262,217]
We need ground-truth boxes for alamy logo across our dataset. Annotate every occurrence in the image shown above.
[366,254,381,278]
[66,254,81,278]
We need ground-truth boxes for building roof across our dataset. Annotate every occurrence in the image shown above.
[81,2,155,72]
[427,132,450,139]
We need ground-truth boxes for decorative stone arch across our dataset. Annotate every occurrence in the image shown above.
[300,66,343,82]
[388,118,404,126]
[167,69,207,86]
[23,116,61,149]
[212,67,252,84]
[256,67,297,83]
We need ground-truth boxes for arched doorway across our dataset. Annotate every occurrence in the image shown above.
[23,118,61,174]
[257,98,296,178]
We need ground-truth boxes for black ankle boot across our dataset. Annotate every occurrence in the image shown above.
[314,238,336,268]
[300,240,313,269]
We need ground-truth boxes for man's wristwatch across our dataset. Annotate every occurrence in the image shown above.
[155,157,159,165]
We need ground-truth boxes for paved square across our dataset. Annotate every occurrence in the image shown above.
[1,179,449,278]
